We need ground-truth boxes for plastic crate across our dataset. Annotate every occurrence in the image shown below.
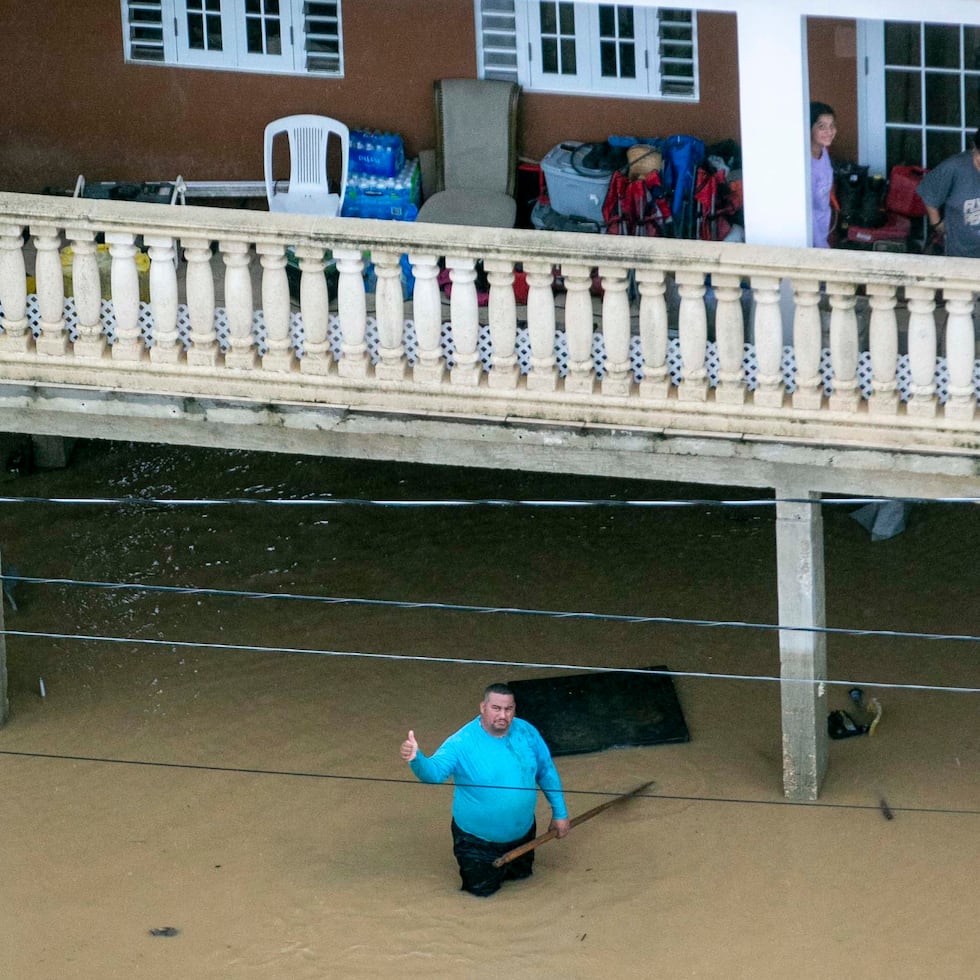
[342,158,420,221]
[349,130,406,177]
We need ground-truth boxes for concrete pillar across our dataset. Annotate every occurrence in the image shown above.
[30,435,74,470]
[735,5,809,342]
[735,5,810,248]
[775,489,828,800]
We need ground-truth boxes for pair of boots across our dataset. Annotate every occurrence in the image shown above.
[836,164,888,228]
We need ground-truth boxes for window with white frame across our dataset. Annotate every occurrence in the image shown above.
[121,0,343,77]
[476,0,697,100]
[858,20,980,173]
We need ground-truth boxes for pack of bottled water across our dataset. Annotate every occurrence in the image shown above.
[342,159,420,221]
[349,129,406,178]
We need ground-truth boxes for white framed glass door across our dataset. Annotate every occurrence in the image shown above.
[860,18,980,172]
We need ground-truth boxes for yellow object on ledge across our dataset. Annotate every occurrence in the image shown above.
[60,244,151,303]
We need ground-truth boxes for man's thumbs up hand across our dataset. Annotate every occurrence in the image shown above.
[400,729,419,762]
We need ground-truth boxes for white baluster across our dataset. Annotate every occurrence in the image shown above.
[256,241,295,372]
[294,245,331,376]
[791,280,823,409]
[599,265,631,396]
[183,237,218,367]
[145,235,179,365]
[409,252,446,384]
[64,229,104,358]
[635,268,669,399]
[561,262,594,394]
[904,285,937,417]
[484,258,518,389]
[751,275,784,407]
[942,287,976,421]
[334,247,369,379]
[374,249,406,381]
[33,224,68,356]
[220,239,257,370]
[713,272,745,404]
[826,281,860,412]
[676,270,708,401]
[447,256,480,386]
[525,260,557,392]
[0,224,30,351]
[106,232,144,361]
[866,283,899,415]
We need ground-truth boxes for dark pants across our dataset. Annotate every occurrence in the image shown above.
[451,819,536,897]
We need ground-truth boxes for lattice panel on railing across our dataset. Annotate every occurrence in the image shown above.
[781,347,799,394]
[513,327,532,373]
[856,351,875,395]
[177,306,192,348]
[590,332,606,378]
[818,347,835,396]
[5,293,979,405]
[213,309,230,351]
[438,322,455,369]
[252,311,267,354]
[704,342,721,387]
[398,318,418,365]
[665,338,685,385]
[478,326,494,370]
[100,300,120,345]
[740,343,758,391]
[27,294,42,336]
[934,358,951,401]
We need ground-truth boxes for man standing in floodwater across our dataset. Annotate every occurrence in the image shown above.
[400,682,570,896]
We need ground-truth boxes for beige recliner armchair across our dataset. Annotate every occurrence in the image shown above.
[417,78,521,228]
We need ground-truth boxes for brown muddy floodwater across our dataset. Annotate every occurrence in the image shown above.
[0,439,977,979]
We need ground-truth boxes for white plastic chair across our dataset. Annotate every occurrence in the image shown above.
[264,115,349,216]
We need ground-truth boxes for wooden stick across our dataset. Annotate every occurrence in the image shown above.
[492,779,654,867]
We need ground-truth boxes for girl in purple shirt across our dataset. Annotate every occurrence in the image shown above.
[810,101,837,248]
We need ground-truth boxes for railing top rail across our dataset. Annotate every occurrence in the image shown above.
[2,189,979,291]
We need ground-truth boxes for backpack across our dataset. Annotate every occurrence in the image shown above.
[662,135,705,238]
[602,168,672,237]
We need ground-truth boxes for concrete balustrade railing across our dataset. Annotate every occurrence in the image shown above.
[0,191,977,455]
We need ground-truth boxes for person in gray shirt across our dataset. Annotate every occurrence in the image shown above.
[917,128,980,258]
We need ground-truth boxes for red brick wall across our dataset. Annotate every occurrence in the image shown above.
[0,3,853,194]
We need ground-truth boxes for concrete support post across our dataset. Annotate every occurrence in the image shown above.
[775,490,828,800]
[736,6,809,248]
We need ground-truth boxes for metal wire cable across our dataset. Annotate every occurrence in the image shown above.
[4,573,980,645]
[1,497,976,708]
[2,748,977,818]
[0,494,977,507]
[5,629,980,694]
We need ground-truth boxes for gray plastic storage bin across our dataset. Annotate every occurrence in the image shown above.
[540,142,612,224]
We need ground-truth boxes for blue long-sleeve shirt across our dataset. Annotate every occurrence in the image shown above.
[409,716,568,843]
